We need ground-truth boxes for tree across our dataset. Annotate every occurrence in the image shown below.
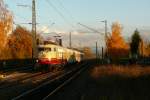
[7,26,33,59]
[130,29,141,58]
[0,0,13,59]
[107,22,129,59]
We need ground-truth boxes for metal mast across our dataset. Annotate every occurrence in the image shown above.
[32,0,37,59]
[69,32,72,48]
[101,20,108,58]
[104,20,107,40]
[96,42,98,59]
[101,20,107,45]
[104,20,108,57]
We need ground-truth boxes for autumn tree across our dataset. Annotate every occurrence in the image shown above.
[107,22,129,59]
[130,29,141,58]
[7,26,33,59]
[0,0,13,59]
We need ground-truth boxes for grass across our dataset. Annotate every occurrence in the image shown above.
[88,65,150,100]
[91,65,150,78]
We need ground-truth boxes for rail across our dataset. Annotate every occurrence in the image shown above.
[12,62,89,100]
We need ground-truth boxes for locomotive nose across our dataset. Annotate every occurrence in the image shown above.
[36,59,39,63]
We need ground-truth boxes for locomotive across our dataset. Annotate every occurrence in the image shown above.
[35,42,84,71]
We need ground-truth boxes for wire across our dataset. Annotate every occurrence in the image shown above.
[55,0,79,31]
[56,0,77,22]
[78,23,104,35]
[45,0,76,30]
[15,14,30,21]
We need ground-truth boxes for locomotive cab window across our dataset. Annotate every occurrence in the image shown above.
[45,48,51,51]
[38,47,44,52]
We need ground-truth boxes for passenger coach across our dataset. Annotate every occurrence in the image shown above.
[36,42,84,68]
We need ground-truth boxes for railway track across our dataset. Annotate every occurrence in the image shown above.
[0,66,33,81]
[0,62,83,89]
[0,67,35,87]
[12,62,89,100]
[0,72,42,89]
[0,69,64,90]
[0,65,33,73]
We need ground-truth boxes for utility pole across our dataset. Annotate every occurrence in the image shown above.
[105,20,108,59]
[69,32,72,48]
[101,20,107,44]
[141,40,144,57]
[96,42,98,59]
[102,46,104,59]
[105,20,107,39]
[101,20,108,58]
[32,0,37,59]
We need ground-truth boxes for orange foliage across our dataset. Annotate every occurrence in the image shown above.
[139,40,150,57]
[107,22,129,59]
[0,1,13,59]
[91,65,150,78]
[7,26,33,59]
[0,1,34,59]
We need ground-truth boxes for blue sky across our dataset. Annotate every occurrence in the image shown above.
[4,0,150,48]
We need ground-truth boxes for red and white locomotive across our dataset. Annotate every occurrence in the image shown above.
[37,42,84,68]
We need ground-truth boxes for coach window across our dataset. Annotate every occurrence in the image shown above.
[54,48,57,52]
[48,48,51,51]
[45,48,51,52]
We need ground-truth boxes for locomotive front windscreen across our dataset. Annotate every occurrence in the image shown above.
[38,47,44,52]
[38,47,51,58]
[38,47,51,52]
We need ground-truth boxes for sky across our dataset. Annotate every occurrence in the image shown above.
[4,0,150,48]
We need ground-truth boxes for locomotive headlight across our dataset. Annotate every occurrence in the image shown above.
[36,59,39,63]
[48,57,51,60]
[47,53,51,60]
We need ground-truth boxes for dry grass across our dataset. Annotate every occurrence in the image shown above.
[91,65,150,78]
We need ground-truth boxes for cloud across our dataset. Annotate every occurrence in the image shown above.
[37,25,106,49]
[39,26,50,33]
[62,33,105,48]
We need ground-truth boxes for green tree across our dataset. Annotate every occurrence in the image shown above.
[130,29,141,58]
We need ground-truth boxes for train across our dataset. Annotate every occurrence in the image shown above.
[35,42,84,71]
